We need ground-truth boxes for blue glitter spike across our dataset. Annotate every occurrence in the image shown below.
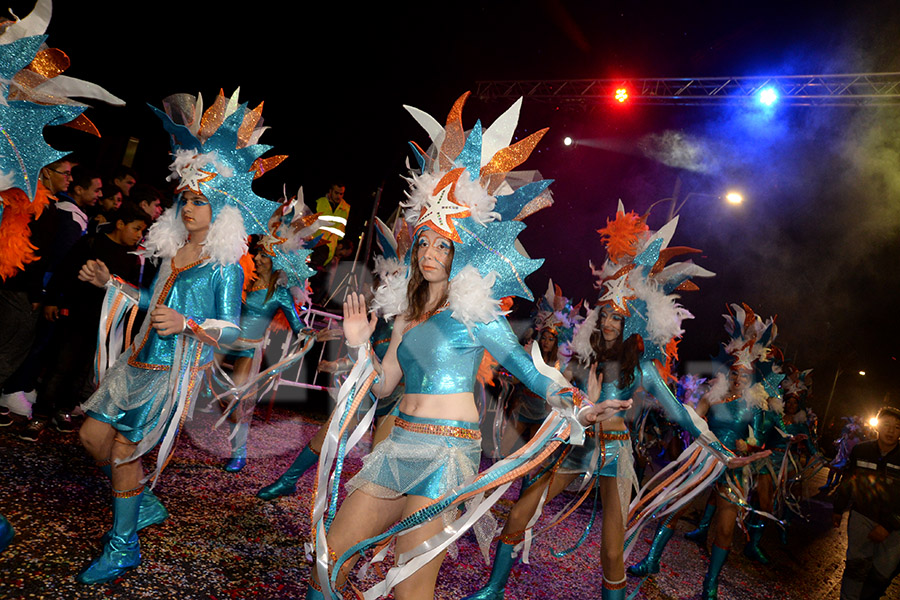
[0,35,46,81]
[452,218,543,301]
[272,248,315,290]
[494,179,553,221]
[0,102,84,200]
[624,298,649,343]
[455,119,482,179]
[151,100,282,235]
[634,237,663,270]
[408,141,426,172]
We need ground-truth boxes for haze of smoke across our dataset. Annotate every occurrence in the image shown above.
[638,130,718,173]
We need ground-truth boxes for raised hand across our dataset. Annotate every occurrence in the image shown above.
[78,259,110,288]
[342,292,376,347]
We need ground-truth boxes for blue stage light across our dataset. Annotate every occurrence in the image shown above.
[758,87,778,106]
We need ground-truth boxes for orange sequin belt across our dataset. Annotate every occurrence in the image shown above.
[395,417,482,440]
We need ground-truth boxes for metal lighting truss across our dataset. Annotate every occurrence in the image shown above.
[475,73,900,107]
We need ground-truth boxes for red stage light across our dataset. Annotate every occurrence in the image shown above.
[615,87,629,103]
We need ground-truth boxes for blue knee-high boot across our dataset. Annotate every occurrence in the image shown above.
[462,541,516,600]
[0,514,14,553]
[742,518,769,564]
[97,461,167,536]
[627,522,675,576]
[305,583,325,599]
[685,501,716,544]
[77,487,143,584]
[701,544,729,599]
[225,422,249,472]
[257,445,319,500]
[601,576,627,600]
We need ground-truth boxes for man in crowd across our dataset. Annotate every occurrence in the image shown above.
[833,406,900,600]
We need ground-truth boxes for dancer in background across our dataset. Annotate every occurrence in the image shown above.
[466,205,735,600]
[499,280,581,456]
[627,303,780,600]
[76,90,282,584]
[214,195,316,472]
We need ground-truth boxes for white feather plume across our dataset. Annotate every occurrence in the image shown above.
[572,306,599,364]
[745,383,770,411]
[202,205,248,266]
[142,207,188,259]
[373,255,404,283]
[447,266,504,332]
[705,373,729,405]
[768,396,785,415]
[372,271,409,319]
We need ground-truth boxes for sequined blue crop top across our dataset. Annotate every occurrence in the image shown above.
[397,310,555,398]
[573,360,706,439]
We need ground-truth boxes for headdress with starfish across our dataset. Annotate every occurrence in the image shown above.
[399,92,553,302]
[575,201,714,377]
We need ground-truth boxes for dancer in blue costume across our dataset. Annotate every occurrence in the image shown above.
[306,94,629,600]
[499,280,580,456]
[466,206,739,600]
[747,365,819,557]
[255,226,404,500]
[76,89,281,584]
[215,196,316,473]
[627,303,780,600]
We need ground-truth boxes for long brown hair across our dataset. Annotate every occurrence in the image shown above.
[589,322,642,389]
[403,232,454,321]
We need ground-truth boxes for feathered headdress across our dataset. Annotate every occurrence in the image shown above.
[577,200,714,366]
[0,0,123,280]
[373,93,553,328]
[149,88,283,233]
[719,302,784,396]
[532,279,583,360]
[257,187,317,290]
[143,89,282,266]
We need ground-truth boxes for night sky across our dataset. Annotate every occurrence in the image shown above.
[11,0,900,422]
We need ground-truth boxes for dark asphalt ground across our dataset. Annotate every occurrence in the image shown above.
[1,407,897,600]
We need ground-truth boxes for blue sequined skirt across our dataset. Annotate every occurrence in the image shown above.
[346,411,481,500]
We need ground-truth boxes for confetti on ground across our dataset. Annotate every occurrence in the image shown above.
[0,407,888,599]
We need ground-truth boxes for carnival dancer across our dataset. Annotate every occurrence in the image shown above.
[0,0,124,392]
[213,194,316,472]
[465,205,740,600]
[822,416,866,492]
[255,219,405,499]
[499,280,581,456]
[306,94,630,600]
[627,303,781,600]
[747,365,819,559]
[75,89,282,584]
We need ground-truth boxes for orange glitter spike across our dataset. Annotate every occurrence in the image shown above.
[237,101,263,148]
[199,89,228,141]
[25,48,70,78]
[251,155,288,179]
[675,280,700,292]
[439,92,470,172]
[61,113,101,137]
[650,246,702,275]
[480,128,549,195]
